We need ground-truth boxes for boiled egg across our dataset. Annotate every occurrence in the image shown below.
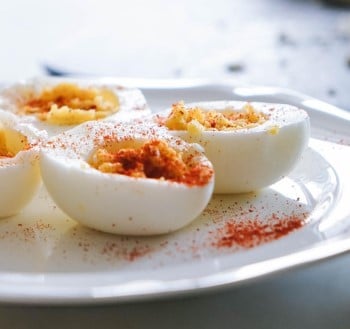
[0,78,150,137]
[39,121,214,235]
[155,101,310,194]
[0,109,45,217]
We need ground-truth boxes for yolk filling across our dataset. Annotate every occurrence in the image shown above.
[89,139,213,186]
[163,101,267,134]
[19,83,120,125]
[0,128,29,158]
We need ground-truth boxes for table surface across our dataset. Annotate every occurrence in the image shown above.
[1,0,350,328]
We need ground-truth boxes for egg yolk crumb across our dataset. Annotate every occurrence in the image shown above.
[89,139,213,186]
[0,128,28,158]
[163,101,266,134]
[267,125,280,135]
[19,83,119,125]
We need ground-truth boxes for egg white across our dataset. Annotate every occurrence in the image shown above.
[39,121,214,235]
[0,110,46,218]
[0,77,151,137]
[156,101,310,194]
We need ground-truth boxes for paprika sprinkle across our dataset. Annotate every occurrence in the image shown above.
[213,212,308,249]
[89,139,213,186]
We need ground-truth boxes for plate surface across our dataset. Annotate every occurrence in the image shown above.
[1,79,350,305]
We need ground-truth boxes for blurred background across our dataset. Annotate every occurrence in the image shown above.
[0,0,349,109]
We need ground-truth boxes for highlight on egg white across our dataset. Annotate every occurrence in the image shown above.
[155,100,310,194]
[0,77,151,137]
[0,109,46,218]
[39,121,215,235]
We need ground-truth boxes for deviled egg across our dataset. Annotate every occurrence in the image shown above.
[40,121,214,235]
[0,78,150,137]
[155,101,310,194]
[0,110,45,217]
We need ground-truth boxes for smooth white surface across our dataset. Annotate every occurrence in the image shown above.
[0,81,349,304]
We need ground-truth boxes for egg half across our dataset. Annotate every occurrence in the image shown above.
[0,78,150,137]
[0,110,45,217]
[155,101,310,194]
[40,121,214,235]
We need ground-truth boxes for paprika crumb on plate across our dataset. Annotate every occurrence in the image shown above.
[213,212,308,249]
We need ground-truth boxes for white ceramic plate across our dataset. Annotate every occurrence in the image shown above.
[1,79,350,305]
